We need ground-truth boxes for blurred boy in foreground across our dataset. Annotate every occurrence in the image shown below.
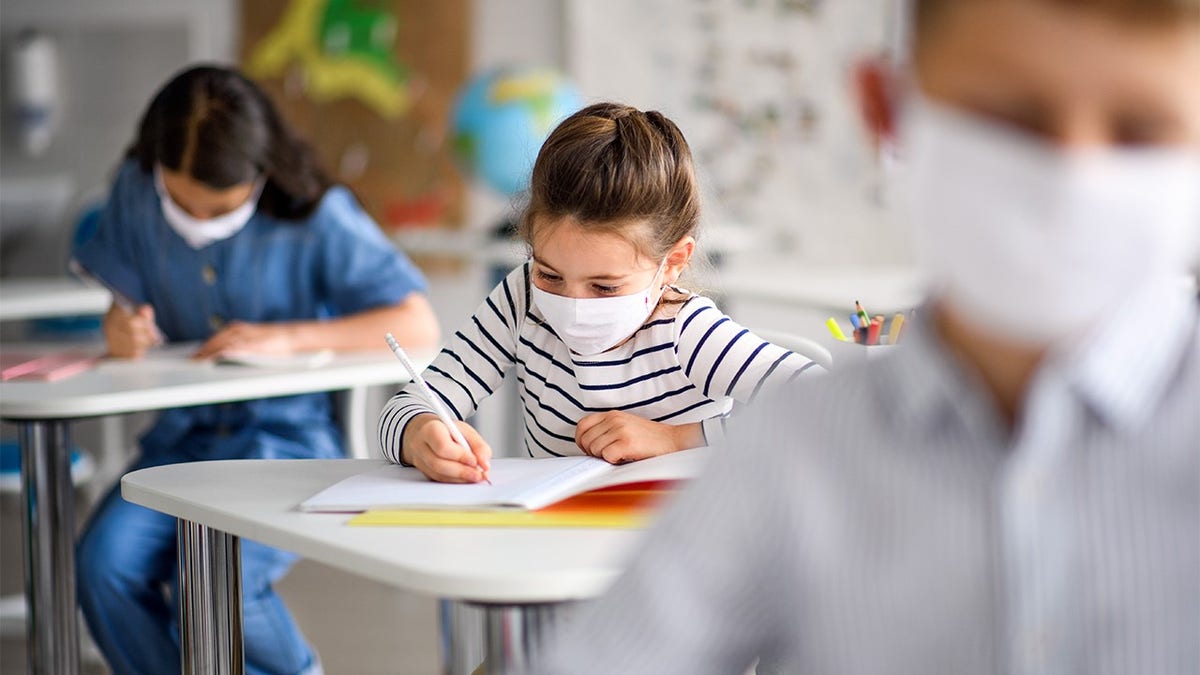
[541,0,1200,672]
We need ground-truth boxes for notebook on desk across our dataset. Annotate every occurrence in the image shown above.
[348,480,678,528]
[299,447,710,513]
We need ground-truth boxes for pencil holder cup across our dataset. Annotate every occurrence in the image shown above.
[827,340,895,369]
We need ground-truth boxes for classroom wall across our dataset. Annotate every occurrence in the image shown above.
[463,0,566,231]
[563,0,909,267]
[0,0,905,274]
[0,0,563,276]
[0,0,237,277]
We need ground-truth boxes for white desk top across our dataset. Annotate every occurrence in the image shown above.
[0,277,111,322]
[0,344,429,420]
[718,263,1197,315]
[123,459,643,603]
[717,261,926,314]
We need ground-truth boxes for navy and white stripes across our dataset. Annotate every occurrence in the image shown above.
[378,263,818,461]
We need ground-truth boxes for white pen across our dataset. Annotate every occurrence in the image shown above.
[385,333,491,484]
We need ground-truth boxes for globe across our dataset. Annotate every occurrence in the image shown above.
[451,66,584,196]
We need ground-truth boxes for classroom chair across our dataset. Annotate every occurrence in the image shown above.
[754,329,834,371]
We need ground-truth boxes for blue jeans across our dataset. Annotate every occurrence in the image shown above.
[77,422,341,675]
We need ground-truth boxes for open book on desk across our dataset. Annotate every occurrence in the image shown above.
[299,447,711,513]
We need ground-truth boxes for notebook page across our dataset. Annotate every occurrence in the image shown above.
[298,456,611,512]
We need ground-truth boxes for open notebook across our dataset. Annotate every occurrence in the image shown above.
[299,447,711,513]
[348,481,677,528]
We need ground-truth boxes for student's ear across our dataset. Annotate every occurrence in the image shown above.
[854,56,900,149]
[663,236,695,286]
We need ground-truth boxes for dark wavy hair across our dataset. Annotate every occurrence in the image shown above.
[126,65,332,221]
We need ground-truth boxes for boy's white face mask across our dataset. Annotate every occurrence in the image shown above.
[531,259,668,356]
[901,94,1200,346]
[155,165,263,249]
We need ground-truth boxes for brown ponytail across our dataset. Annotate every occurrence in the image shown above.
[518,102,701,263]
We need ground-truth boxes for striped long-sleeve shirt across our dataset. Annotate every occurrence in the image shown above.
[378,263,819,461]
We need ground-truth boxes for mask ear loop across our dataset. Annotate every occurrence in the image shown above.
[248,173,267,206]
[152,164,171,202]
[646,257,670,312]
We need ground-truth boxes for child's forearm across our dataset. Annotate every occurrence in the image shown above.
[286,295,439,352]
[673,422,705,451]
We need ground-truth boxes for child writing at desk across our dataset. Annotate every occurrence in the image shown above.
[379,102,821,482]
[73,66,438,675]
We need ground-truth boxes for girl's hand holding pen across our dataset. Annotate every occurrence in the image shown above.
[402,414,493,483]
[103,303,164,358]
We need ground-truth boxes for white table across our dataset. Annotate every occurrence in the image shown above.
[0,347,426,674]
[718,261,926,315]
[719,263,1194,317]
[0,277,111,322]
[123,459,641,674]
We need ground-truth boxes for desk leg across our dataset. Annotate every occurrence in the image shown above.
[441,600,484,675]
[177,520,244,675]
[19,420,79,675]
[475,602,565,675]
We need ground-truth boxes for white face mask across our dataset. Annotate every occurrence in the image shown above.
[901,95,1200,346]
[155,165,263,249]
[531,259,669,356]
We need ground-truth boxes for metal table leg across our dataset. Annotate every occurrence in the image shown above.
[477,602,566,675]
[177,520,244,675]
[441,600,484,675]
[20,420,79,675]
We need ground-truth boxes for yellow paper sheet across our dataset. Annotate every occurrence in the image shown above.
[348,508,650,529]
[347,486,674,529]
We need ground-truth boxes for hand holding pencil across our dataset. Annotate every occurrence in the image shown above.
[386,333,493,484]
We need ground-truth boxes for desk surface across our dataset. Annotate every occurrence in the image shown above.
[717,263,1197,314]
[123,459,643,603]
[0,277,111,321]
[0,344,428,420]
[717,261,926,313]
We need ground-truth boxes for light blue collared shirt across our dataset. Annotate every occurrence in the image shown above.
[543,278,1200,675]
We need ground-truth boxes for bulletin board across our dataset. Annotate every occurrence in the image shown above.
[566,0,909,265]
[239,0,469,230]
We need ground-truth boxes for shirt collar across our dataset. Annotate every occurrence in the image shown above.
[891,279,1198,437]
[1054,277,1198,432]
[889,310,1009,442]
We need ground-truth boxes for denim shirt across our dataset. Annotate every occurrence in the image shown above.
[74,161,427,460]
